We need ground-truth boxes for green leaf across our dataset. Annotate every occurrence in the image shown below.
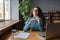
[19,0,31,21]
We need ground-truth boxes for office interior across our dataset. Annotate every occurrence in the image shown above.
[0,0,60,40]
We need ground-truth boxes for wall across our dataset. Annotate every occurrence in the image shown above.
[10,0,60,20]
[30,0,60,13]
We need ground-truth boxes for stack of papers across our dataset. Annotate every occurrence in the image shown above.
[14,32,30,39]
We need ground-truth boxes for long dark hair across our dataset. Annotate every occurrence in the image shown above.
[29,6,44,19]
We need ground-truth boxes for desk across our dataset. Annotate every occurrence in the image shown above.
[0,20,20,35]
[1,31,60,40]
[1,30,45,40]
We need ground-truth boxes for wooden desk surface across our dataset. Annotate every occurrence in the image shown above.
[1,31,45,40]
[1,30,60,40]
[0,20,20,35]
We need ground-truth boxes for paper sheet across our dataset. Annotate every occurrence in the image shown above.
[14,32,30,39]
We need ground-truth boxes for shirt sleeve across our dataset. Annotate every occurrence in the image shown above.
[25,18,30,25]
[23,18,30,31]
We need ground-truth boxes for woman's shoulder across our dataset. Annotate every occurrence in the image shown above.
[40,17,44,21]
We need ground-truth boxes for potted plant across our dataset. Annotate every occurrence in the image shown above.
[19,0,30,21]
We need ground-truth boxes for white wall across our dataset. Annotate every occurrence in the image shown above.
[11,0,19,20]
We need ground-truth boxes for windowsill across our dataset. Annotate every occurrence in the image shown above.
[0,20,5,22]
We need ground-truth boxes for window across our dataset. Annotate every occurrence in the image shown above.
[0,0,4,20]
[0,0,10,21]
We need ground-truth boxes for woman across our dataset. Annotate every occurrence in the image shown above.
[23,6,45,32]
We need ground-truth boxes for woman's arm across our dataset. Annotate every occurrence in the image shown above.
[23,18,30,31]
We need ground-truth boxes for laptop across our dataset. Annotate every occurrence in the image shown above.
[46,23,60,40]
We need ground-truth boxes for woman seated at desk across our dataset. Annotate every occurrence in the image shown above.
[23,6,45,32]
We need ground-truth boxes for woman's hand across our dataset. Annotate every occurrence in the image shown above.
[36,16,40,23]
[29,19,34,24]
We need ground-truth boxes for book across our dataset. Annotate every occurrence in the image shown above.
[37,33,46,40]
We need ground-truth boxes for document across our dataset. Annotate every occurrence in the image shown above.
[14,32,30,39]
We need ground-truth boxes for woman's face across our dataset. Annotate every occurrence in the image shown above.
[33,7,38,17]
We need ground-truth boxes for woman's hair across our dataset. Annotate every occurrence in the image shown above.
[29,6,44,19]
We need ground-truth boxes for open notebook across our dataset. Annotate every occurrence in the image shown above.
[14,32,30,39]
